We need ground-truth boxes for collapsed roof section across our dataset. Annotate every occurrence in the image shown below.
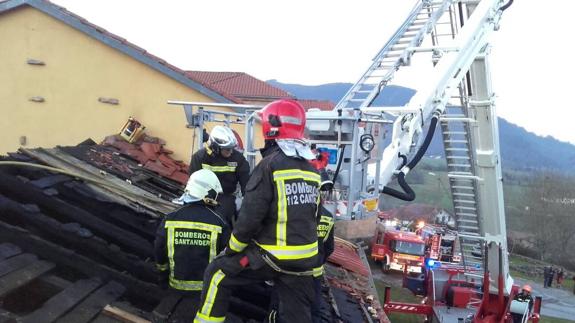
[0,134,388,322]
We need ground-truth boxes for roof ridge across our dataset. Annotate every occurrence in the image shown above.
[210,72,244,85]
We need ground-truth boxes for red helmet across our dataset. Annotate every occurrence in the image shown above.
[259,99,306,140]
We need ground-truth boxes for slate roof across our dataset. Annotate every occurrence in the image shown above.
[0,0,237,103]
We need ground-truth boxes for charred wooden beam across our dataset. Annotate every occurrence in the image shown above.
[20,147,175,215]
[21,278,103,323]
[0,220,163,302]
[56,281,126,323]
[55,181,158,240]
[0,194,155,282]
[0,253,38,277]
[0,243,21,261]
[0,260,55,297]
[0,172,153,258]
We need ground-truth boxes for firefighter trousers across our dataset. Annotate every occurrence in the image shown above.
[194,252,314,323]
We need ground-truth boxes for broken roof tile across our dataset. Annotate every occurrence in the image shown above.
[328,240,370,277]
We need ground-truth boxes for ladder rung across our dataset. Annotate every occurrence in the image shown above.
[403,31,419,37]
[441,117,476,123]
[384,53,402,58]
[452,191,475,196]
[448,171,473,176]
[448,164,471,168]
[456,212,477,217]
[450,177,474,182]
[396,39,414,45]
[458,225,479,230]
[454,206,477,211]
[454,202,477,207]
[407,26,423,32]
[458,215,479,219]
[443,131,467,135]
[390,45,408,51]
[458,219,478,224]
[448,174,481,181]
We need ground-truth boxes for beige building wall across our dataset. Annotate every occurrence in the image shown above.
[0,6,258,162]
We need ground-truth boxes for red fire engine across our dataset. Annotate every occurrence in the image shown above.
[371,221,426,274]
[418,224,462,263]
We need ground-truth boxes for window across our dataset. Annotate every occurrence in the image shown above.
[392,241,425,256]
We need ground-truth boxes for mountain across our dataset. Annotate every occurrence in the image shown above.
[267,79,415,107]
[267,80,575,173]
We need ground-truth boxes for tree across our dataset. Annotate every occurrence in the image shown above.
[523,173,575,261]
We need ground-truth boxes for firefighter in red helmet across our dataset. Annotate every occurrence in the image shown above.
[511,284,534,323]
[194,99,320,323]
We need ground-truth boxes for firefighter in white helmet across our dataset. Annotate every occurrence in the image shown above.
[189,125,250,228]
[154,169,230,322]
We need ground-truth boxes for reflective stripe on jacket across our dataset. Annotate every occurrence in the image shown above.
[189,146,250,195]
[313,206,335,277]
[154,203,230,291]
[229,145,321,270]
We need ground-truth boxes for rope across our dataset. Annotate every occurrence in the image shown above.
[260,254,315,277]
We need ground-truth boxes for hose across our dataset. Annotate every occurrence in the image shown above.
[500,0,513,12]
[331,145,346,183]
[380,115,439,201]
[0,161,176,208]
[407,115,439,169]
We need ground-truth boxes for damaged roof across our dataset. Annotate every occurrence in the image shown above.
[0,133,389,322]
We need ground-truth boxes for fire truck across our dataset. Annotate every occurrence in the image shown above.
[371,220,426,273]
[169,0,541,321]
[418,224,462,263]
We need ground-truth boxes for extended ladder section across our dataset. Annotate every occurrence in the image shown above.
[335,0,454,110]
[436,2,511,294]
[348,0,511,295]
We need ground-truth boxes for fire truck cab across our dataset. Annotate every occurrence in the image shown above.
[371,225,426,274]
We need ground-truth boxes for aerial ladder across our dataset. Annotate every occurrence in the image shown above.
[169,0,540,321]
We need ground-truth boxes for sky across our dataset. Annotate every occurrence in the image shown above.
[50,0,575,145]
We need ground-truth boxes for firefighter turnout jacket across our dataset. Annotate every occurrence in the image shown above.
[189,145,250,195]
[228,145,321,270]
[313,205,335,277]
[154,203,230,291]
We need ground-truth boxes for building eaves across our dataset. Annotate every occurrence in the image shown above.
[0,0,238,103]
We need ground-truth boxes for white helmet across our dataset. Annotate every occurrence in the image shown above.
[176,169,223,205]
[209,126,237,152]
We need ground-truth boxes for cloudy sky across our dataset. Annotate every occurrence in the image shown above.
[51,0,574,145]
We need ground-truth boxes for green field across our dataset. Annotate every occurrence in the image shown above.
[381,158,533,230]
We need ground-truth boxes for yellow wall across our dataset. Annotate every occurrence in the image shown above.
[0,6,264,162]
